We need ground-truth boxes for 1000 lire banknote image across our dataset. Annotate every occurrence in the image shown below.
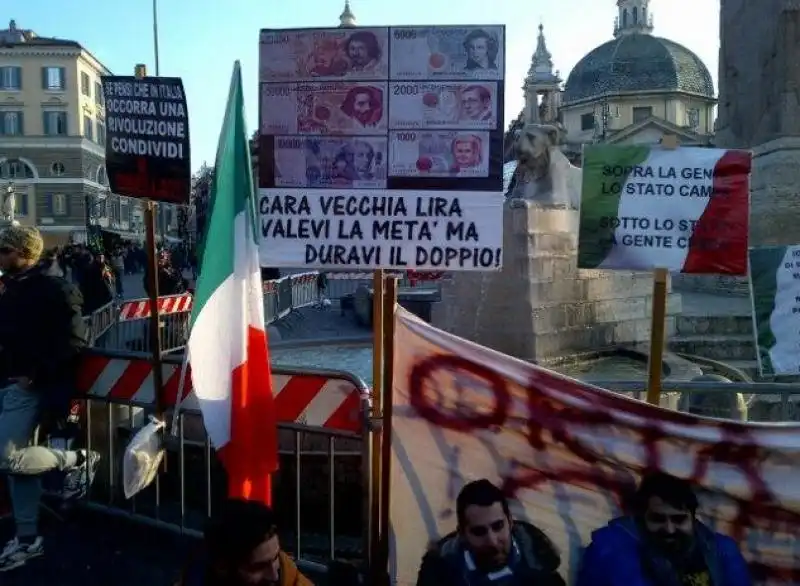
[388,82,497,129]
[389,130,491,178]
[261,82,388,135]
[389,26,504,80]
[260,28,390,82]
[273,136,388,189]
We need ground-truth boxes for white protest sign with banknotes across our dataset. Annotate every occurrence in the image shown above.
[274,136,388,189]
[258,25,505,271]
[388,82,498,130]
[261,82,388,135]
[389,131,491,178]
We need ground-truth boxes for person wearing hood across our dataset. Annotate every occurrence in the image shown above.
[176,498,313,586]
[575,472,752,586]
[416,479,565,586]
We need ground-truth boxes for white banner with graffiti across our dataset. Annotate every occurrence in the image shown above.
[389,307,800,585]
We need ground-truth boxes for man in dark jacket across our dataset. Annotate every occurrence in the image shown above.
[575,472,752,586]
[0,226,100,572]
[416,479,565,586]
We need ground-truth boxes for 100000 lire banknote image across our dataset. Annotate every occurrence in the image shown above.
[388,82,497,129]
[260,28,390,82]
[273,136,388,189]
[389,130,491,178]
[389,26,504,80]
[261,82,388,135]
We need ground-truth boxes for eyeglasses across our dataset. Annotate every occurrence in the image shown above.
[0,247,15,255]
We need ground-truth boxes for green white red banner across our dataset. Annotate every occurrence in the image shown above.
[577,145,751,274]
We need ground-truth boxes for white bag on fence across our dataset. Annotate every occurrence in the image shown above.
[122,415,166,499]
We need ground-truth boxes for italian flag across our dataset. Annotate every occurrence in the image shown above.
[187,61,278,503]
[578,144,751,274]
[749,245,800,377]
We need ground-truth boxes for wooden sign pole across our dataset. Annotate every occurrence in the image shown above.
[645,134,678,405]
[135,64,165,416]
[368,269,385,568]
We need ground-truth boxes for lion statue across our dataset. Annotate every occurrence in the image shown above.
[508,123,581,209]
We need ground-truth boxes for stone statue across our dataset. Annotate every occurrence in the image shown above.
[1,183,15,222]
[508,123,581,209]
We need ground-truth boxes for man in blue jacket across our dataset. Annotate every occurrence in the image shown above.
[576,472,752,586]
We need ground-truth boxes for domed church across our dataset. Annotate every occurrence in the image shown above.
[506,0,717,165]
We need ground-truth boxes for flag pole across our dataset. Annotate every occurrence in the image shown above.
[135,64,166,416]
[377,275,398,581]
[645,134,677,405]
[368,269,385,568]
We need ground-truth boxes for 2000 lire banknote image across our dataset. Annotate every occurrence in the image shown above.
[261,82,388,135]
[273,136,388,189]
[389,26,504,80]
[260,28,390,82]
[388,82,498,129]
[389,130,491,178]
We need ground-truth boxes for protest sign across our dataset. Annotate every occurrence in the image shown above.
[102,75,191,204]
[749,245,800,376]
[258,189,501,269]
[258,26,506,271]
[577,145,751,274]
[389,307,800,586]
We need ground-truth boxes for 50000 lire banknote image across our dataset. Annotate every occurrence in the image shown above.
[273,136,388,189]
[388,82,497,129]
[261,82,388,135]
[389,130,491,178]
[260,28,390,82]
[389,26,504,80]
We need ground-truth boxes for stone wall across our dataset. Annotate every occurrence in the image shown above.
[432,200,680,363]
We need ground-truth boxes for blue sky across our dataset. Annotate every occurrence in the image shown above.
[10,0,719,171]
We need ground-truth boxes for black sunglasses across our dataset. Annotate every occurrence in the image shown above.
[0,247,15,255]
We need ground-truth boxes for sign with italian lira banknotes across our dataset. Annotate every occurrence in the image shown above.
[258,25,506,270]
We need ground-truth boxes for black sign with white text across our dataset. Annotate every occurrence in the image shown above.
[102,76,191,204]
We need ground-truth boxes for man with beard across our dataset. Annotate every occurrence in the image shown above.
[176,498,313,586]
[416,479,565,586]
[576,472,751,586]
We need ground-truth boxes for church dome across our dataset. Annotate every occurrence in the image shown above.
[563,33,715,104]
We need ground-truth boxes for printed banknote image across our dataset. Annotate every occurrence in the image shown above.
[260,28,390,82]
[388,82,497,129]
[389,130,491,178]
[389,26,504,80]
[261,82,388,135]
[273,135,388,188]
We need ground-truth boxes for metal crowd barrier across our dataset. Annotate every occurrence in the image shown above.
[74,348,372,571]
[263,271,320,324]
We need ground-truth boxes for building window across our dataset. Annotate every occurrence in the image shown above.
[686,108,700,129]
[0,66,21,90]
[83,115,94,141]
[42,67,66,91]
[581,113,595,131]
[633,106,653,124]
[81,72,90,97]
[94,81,104,106]
[0,160,35,179]
[97,165,108,186]
[52,194,68,216]
[96,121,106,147]
[0,111,23,136]
[50,162,66,177]
[43,111,68,136]
[14,193,28,217]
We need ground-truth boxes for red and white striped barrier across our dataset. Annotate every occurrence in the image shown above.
[118,294,193,321]
[76,354,364,433]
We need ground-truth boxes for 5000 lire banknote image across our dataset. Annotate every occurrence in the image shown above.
[389,130,491,178]
[260,28,390,82]
[261,82,388,135]
[273,136,388,189]
[389,26,504,80]
[388,82,497,129]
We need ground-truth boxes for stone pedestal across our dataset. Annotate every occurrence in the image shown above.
[431,199,680,363]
